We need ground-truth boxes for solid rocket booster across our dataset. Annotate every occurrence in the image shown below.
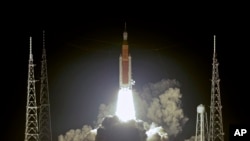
[119,23,132,89]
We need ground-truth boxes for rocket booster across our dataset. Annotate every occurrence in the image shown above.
[119,23,133,89]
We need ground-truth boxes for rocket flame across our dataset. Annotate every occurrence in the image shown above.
[115,88,136,122]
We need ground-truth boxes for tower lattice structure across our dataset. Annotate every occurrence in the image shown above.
[25,37,39,141]
[39,31,52,141]
[209,35,224,141]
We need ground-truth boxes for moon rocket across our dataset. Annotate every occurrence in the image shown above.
[116,23,136,121]
[119,23,134,89]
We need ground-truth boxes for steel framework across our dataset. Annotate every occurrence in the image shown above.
[39,31,52,141]
[25,37,39,141]
[209,35,224,141]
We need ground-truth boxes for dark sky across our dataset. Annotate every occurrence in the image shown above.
[3,4,249,141]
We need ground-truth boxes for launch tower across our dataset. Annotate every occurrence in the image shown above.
[24,37,39,141]
[39,31,53,141]
[208,35,224,141]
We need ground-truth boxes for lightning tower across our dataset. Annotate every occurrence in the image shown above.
[25,37,39,141]
[208,35,224,141]
[195,104,209,141]
[39,31,53,141]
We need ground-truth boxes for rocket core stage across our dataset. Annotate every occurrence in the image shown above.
[116,23,136,121]
[119,23,134,89]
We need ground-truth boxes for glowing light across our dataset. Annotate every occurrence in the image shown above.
[115,88,136,122]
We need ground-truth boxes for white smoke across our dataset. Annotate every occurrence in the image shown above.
[139,79,188,137]
[58,79,189,141]
[146,122,168,141]
[141,79,180,101]
[184,135,197,141]
[58,125,97,141]
[147,98,162,124]
[95,104,113,127]
[148,87,188,136]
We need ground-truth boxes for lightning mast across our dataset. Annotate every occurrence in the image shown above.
[25,37,39,141]
[39,30,53,141]
[209,35,224,141]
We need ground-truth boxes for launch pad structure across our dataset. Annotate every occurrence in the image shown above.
[25,37,39,141]
[194,35,225,141]
[24,31,52,141]
[208,35,224,141]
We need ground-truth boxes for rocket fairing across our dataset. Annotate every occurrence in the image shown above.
[119,23,134,89]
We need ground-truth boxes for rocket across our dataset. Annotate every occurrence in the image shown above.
[119,23,134,89]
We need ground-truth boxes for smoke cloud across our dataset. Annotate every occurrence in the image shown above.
[58,79,189,141]
[184,135,198,141]
[58,125,96,141]
[95,103,114,127]
[147,87,188,136]
[96,115,146,141]
[137,79,188,137]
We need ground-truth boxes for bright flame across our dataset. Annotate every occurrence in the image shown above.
[115,88,136,122]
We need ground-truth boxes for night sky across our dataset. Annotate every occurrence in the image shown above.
[3,4,249,141]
